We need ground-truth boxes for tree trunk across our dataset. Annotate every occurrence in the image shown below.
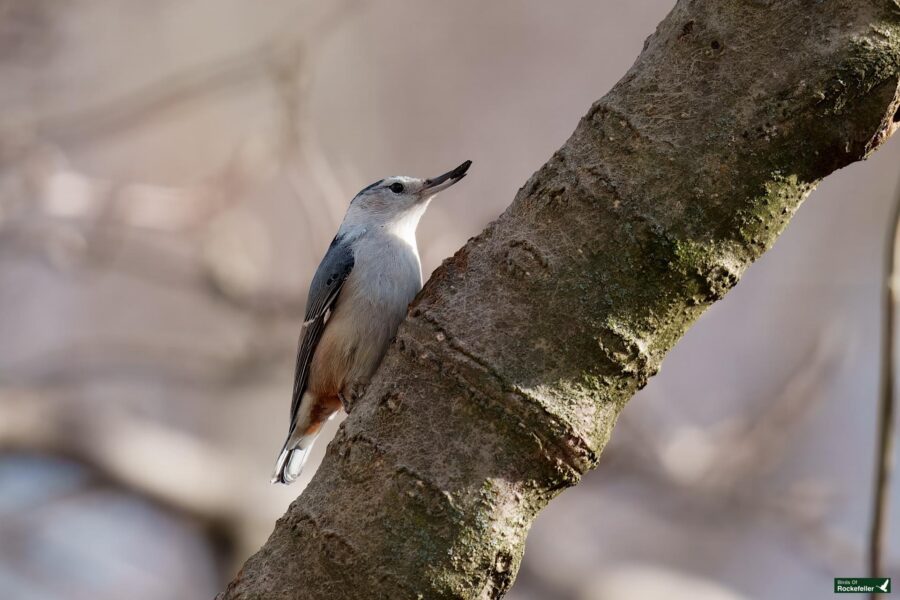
[221,1,900,598]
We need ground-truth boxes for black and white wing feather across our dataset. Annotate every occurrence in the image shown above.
[288,235,354,429]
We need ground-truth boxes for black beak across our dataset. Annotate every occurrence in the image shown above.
[422,160,472,193]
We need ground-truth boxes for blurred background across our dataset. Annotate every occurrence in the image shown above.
[0,1,897,599]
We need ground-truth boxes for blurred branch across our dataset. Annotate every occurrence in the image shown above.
[870,176,900,584]
[0,0,361,159]
[0,388,283,559]
[0,0,361,319]
[0,0,363,587]
[0,1,366,343]
[610,330,839,496]
[0,334,288,387]
[605,330,857,570]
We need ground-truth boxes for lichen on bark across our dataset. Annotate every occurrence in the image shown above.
[220,2,900,599]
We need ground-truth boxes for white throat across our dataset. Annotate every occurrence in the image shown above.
[388,200,429,246]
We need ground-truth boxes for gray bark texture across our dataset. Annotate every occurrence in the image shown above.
[221,1,900,598]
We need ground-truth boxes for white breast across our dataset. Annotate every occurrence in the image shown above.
[319,228,423,389]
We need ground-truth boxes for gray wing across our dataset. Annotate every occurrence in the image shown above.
[288,235,355,428]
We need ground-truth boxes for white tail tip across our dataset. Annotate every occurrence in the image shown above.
[271,434,317,485]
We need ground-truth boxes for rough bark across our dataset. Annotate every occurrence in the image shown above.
[221,1,900,598]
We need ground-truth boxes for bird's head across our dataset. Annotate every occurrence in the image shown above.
[344,160,471,232]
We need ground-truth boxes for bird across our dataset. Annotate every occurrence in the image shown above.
[272,160,472,484]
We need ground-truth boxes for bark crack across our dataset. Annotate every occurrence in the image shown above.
[404,314,595,477]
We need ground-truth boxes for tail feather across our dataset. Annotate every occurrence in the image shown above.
[271,432,319,485]
[273,391,343,484]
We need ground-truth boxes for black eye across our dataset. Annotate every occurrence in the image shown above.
[389,182,404,194]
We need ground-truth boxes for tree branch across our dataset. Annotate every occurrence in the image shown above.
[871,173,900,585]
[221,1,900,598]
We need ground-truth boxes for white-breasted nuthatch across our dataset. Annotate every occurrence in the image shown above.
[272,160,472,484]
